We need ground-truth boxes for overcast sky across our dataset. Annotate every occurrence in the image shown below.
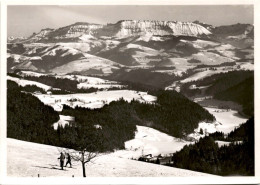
[8,5,253,37]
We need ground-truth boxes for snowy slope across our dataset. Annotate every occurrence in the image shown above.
[53,115,74,130]
[56,42,103,53]
[180,69,227,83]
[190,51,234,65]
[50,53,122,75]
[205,107,247,134]
[34,90,157,111]
[215,140,231,147]
[18,71,125,90]
[113,126,192,159]
[7,76,52,91]
[59,74,125,90]
[188,107,247,138]
[7,138,216,177]
[180,39,219,49]
[77,83,124,89]
[7,53,42,63]
[18,71,47,77]
[41,45,80,57]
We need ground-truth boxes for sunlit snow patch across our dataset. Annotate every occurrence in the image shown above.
[34,90,157,111]
[113,126,192,159]
[7,76,51,91]
[53,115,75,130]
[205,107,248,134]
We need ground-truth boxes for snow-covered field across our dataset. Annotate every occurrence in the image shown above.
[165,68,230,90]
[60,74,125,89]
[53,115,75,130]
[18,71,47,77]
[188,107,247,137]
[204,107,248,134]
[187,106,248,139]
[18,71,125,90]
[7,53,42,63]
[180,69,228,83]
[239,62,254,70]
[190,51,234,65]
[188,121,220,140]
[180,39,219,49]
[215,140,231,147]
[50,53,122,75]
[167,58,194,73]
[113,126,192,159]
[77,83,123,89]
[166,63,253,89]
[34,90,157,111]
[7,76,52,91]
[7,138,216,177]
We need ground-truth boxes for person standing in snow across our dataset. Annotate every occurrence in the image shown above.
[65,153,72,168]
[58,152,65,170]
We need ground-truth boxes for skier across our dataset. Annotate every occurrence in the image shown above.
[58,152,65,170]
[65,153,72,168]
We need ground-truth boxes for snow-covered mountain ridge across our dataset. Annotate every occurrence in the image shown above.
[8,21,253,50]
[8,20,211,42]
[100,20,211,37]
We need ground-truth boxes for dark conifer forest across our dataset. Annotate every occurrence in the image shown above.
[61,90,215,142]
[7,80,214,151]
[7,81,60,144]
[172,117,254,176]
[180,70,254,117]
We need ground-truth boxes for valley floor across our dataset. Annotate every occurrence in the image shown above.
[7,138,216,177]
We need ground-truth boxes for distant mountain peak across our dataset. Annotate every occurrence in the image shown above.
[111,20,211,37]
[8,20,254,44]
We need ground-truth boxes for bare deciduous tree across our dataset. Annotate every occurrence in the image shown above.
[70,148,99,177]
[59,146,100,177]
[57,124,103,177]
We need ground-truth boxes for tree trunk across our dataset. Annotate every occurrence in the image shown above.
[82,162,86,177]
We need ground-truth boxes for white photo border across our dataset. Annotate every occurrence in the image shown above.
[1,0,259,184]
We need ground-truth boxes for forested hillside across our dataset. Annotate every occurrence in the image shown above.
[180,71,254,116]
[214,76,254,117]
[62,90,215,141]
[7,81,60,144]
[172,117,254,176]
[7,80,215,152]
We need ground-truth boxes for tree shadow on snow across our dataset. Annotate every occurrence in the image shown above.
[48,164,77,169]
[32,165,68,171]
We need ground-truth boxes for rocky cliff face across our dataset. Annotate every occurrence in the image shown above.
[49,22,103,39]
[98,20,211,37]
[9,20,211,43]
[9,21,254,45]
[29,28,54,41]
